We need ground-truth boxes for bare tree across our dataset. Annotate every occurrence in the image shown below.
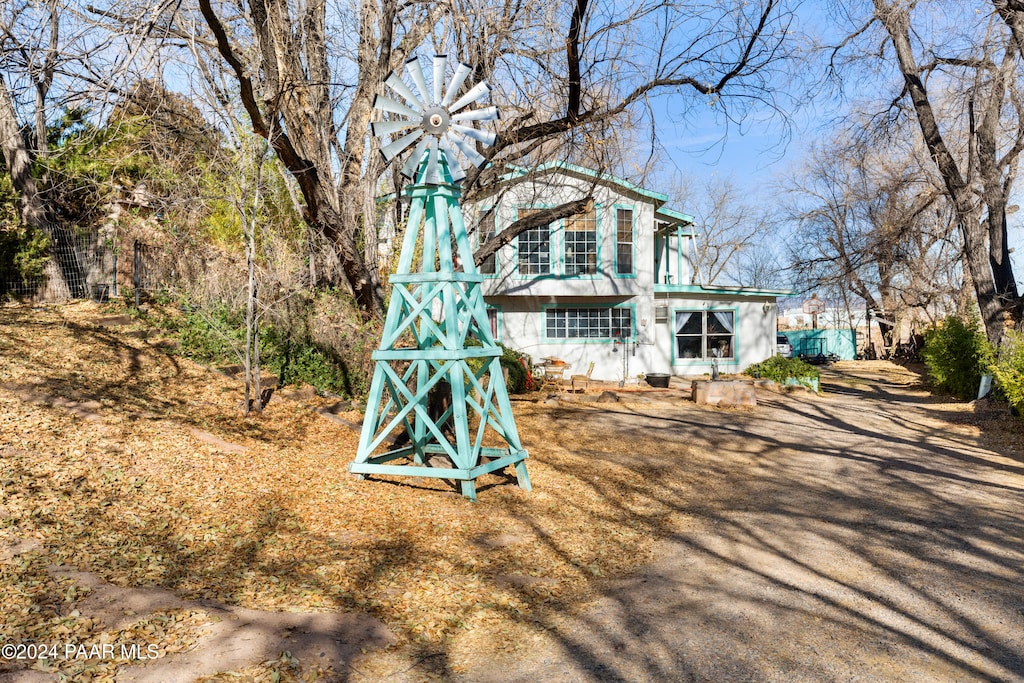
[665,174,772,285]
[0,0,81,298]
[829,0,1024,344]
[456,0,804,259]
[237,134,268,415]
[783,128,961,351]
[86,0,801,318]
[731,242,788,290]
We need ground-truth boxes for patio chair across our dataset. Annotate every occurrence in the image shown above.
[540,363,570,392]
[571,361,596,393]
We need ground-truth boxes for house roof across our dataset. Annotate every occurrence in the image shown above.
[654,206,695,228]
[379,160,697,228]
[655,283,797,297]
[498,161,696,227]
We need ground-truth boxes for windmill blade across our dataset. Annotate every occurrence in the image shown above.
[449,81,491,113]
[401,136,431,178]
[439,137,467,182]
[424,137,441,185]
[406,57,431,106]
[371,56,497,185]
[452,123,496,147]
[451,106,499,123]
[371,119,417,138]
[446,132,486,169]
[374,94,421,119]
[384,73,425,111]
[432,54,446,105]
[442,63,472,107]
[380,129,423,163]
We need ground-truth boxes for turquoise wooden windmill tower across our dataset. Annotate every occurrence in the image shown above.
[351,55,531,501]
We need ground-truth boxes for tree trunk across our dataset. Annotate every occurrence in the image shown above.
[874,1,1010,344]
[0,74,76,300]
[974,43,1023,331]
[197,0,385,318]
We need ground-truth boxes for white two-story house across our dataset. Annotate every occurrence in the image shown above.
[380,161,790,383]
[465,162,789,383]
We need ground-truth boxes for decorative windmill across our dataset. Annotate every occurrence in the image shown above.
[350,55,531,501]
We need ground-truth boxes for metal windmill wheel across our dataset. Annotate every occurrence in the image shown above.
[371,55,499,184]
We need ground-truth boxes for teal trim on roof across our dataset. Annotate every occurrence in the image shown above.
[384,161,695,228]
[654,283,796,297]
[500,162,696,234]
[500,162,669,204]
[655,206,696,225]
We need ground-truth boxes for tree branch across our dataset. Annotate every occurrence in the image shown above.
[474,196,593,266]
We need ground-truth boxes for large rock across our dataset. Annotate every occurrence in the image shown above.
[691,380,756,407]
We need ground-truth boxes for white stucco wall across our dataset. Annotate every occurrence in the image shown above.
[488,293,778,382]
[647,295,778,375]
[471,171,658,299]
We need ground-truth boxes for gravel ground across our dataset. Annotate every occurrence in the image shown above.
[457,363,1024,682]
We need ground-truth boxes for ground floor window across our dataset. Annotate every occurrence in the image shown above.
[675,310,735,360]
[486,307,499,340]
[546,307,632,339]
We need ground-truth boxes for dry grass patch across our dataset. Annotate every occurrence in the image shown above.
[0,302,691,679]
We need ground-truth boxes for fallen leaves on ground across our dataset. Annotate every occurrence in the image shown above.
[0,302,679,679]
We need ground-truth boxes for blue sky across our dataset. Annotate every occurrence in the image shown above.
[650,63,1024,290]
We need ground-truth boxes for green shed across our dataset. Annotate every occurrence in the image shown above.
[780,329,857,360]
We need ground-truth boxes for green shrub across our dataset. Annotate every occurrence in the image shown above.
[0,224,51,286]
[921,316,994,400]
[164,293,373,399]
[992,330,1024,414]
[743,354,820,390]
[461,337,530,394]
[176,303,245,364]
[262,326,354,396]
[161,296,531,400]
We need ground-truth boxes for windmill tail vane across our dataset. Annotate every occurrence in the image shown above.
[371,54,499,185]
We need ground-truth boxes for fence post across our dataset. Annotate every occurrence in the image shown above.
[133,240,140,308]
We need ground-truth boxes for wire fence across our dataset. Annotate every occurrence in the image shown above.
[0,228,167,304]
[131,240,170,306]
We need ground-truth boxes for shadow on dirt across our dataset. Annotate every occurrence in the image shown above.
[4,305,1023,681]
[451,365,1024,682]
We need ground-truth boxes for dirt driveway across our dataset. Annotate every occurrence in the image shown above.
[459,364,1024,682]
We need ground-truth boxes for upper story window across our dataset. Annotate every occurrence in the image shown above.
[516,208,550,275]
[615,207,634,275]
[564,207,597,276]
[478,212,496,275]
[675,310,735,360]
